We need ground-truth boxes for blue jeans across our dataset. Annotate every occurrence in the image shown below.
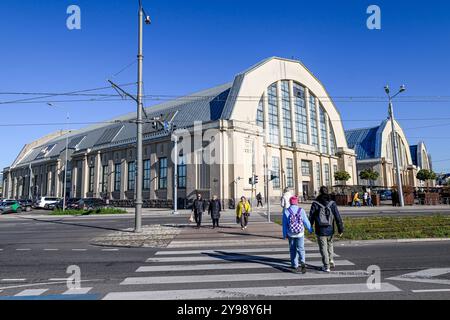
[288,236,305,268]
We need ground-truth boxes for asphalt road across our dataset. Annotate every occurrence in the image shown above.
[0,212,449,300]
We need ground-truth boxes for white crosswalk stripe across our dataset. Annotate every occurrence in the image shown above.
[14,289,48,297]
[136,260,355,272]
[155,247,319,255]
[63,287,93,295]
[146,252,330,263]
[104,283,401,300]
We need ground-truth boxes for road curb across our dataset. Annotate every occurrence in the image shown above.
[335,238,450,246]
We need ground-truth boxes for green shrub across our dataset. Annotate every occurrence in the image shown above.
[50,207,127,216]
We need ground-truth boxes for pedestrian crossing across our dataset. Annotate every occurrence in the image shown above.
[102,227,402,299]
[0,286,96,300]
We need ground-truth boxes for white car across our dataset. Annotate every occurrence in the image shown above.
[35,197,60,209]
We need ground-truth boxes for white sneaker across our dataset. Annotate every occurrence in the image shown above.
[322,266,331,273]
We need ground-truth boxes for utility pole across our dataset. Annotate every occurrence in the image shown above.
[172,132,179,215]
[134,1,145,233]
[63,112,69,211]
[385,85,406,207]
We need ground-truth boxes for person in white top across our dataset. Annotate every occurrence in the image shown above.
[281,188,292,209]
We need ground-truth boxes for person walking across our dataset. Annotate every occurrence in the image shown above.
[363,190,368,206]
[281,188,292,210]
[208,195,222,229]
[192,193,207,229]
[256,192,263,208]
[309,186,344,273]
[282,196,312,273]
[366,189,373,207]
[236,196,251,230]
[303,190,307,202]
[352,191,361,207]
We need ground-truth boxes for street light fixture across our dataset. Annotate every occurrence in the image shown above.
[385,85,406,207]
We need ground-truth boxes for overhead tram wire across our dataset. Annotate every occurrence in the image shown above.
[0,82,136,105]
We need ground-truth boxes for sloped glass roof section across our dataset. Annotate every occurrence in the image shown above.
[94,126,123,147]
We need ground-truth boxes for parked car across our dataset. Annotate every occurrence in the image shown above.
[73,198,106,210]
[0,200,23,214]
[35,197,60,209]
[379,190,393,201]
[49,198,81,210]
[18,199,33,212]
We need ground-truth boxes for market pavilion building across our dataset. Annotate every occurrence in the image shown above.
[345,119,432,188]
[3,57,358,207]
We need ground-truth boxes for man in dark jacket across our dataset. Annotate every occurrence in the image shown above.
[208,195,222,228]
[309,186,344,272]
[192,193,207,228]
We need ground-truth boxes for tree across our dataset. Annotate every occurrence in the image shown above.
[359,169,380,186]
[334,170,351,183]
[416,169,437,187]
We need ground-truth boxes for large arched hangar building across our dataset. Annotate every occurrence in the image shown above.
[3,57,358,206]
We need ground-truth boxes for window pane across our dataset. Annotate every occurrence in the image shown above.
[177,155,186,189]
[158,158,167,189]
[114,164,121,192]
[310,95,319,150]
[143,160,151,190]
[294,83,308,145]
[301,160,311,176]
[319,105,329,154]
[256,98,264,127]
[286,158,294,188]
[127,161,135,191]
[268,83,279,144]
[281,81,292,146]
[272,156,280,189]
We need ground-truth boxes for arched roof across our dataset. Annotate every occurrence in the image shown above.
[346,118,413,165]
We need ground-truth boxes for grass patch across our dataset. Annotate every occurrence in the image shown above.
[50,207,127,216]
[274,215,450,241]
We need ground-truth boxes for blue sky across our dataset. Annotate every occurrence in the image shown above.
[1,0,450,172]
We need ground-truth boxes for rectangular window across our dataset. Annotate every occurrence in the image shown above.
[268,83,279,144]
[272,156,280,189]
[281,81,292,147]
[88,166,94,193]
[114,163,121,192]
[143,160,151,191]
[286,158,294,188]
[316,162,321,188]
[294,83,308,145]
[127,161,135,191]
[256,98,264,127]
[158,157,168,189]
[319,106,329,154]
[177,155,186,189]
[310,95,319,150]
[101,165,108,193]
[324,163,330,187]
[301,160,311,176]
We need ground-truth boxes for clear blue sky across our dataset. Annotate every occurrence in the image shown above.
[1,0,450,172]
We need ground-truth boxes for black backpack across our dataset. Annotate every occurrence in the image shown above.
[313,201,334,227]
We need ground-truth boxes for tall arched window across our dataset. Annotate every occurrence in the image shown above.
[293,82,308,145]
[281,81,292,146]
[319,105,328,154]
[310,95,319,150]
[329,120,337,155]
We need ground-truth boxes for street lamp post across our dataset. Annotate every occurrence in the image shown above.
[172,132,179,215]
[48,103,69,211]
[385,85,406,207]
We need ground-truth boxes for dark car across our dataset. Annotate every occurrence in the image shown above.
[0,200,23,214]
[18,199,33,212]
[73,198,106,210]
[49,198,81,210]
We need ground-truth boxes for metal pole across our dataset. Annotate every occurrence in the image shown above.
[28,163,33,200]
[135,3,144,232]
[172,132,178,214]
[63,112,69,211]
[389,100,404,207]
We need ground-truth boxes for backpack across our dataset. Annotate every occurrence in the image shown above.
[314,201,335,227]
[288,207,304,234]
